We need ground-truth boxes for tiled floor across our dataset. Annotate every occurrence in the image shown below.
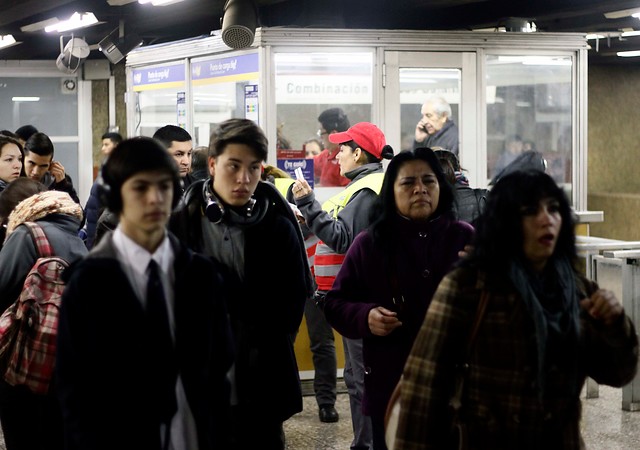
[0,381,636,449]
[284,381,640,449]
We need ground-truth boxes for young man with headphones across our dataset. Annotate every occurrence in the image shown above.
[56,136,234,450]
[170,118,314,450]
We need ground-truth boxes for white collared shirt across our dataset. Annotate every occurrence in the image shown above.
[112,226,198,450]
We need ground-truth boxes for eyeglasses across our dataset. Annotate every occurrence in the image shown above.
[317,129,328,138]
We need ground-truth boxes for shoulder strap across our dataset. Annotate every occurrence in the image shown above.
[23,222,54,258]
[450,290,489,412]
[465,290,489,356]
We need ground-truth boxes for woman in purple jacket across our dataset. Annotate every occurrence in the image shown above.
[323,147,475,449]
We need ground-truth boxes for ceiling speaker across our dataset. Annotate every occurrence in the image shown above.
[98,26,143,64]
[56,37,90,74]
[221,0,258,49]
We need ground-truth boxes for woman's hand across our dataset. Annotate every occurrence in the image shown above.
[292,179,312,199]
[580,289,624,326]
[368,306,402,336]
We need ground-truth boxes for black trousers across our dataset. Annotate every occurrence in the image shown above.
[0,379,64,450]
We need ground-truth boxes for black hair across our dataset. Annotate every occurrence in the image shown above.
[152,125,192,149]
[463,169,577,283]
[208,118,268,162]
[102,132,123,144]
[318,108,350,133]
[191,145,209,173]
[14,125,38,142]
[369,147,455,249]
[24,132,54,158]
[101,136,182,214]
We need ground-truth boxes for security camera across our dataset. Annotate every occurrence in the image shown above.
[56,37,90,74]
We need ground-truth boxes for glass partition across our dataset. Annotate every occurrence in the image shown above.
[399,68,461,152]
[131,61,186,138]
[192,52,259,146]
[274,51,374,190]
[485,54,573,196]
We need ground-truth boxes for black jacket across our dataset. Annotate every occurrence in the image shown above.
[56,232,234,450]
[170,179,311,422]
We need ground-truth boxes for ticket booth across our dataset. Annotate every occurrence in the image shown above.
[125,27,595,377]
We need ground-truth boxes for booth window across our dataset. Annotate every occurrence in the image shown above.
[485,54,573,197]
[274,51,374,189]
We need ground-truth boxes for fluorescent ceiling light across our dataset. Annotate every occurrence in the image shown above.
[45,12,98,33]
[604,8,640,19]
[12,97,40,102]
[0,35,18,50]
[586,33,605,40]
[139,0,186,5]
[622,30,640,37]
[21,18,60,33]
[617,50,640,57]
[497,55,571,66]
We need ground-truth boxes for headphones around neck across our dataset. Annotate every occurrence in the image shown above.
[202,181,225,224]
[202,180,257,224]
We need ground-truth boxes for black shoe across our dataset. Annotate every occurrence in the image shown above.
[319,405,339,423]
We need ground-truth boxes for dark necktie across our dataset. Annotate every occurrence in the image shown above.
[146,259,178,426]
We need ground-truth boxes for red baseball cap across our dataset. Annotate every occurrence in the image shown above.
[328,122,386,160]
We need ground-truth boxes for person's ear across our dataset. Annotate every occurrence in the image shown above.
[208,156,216,177]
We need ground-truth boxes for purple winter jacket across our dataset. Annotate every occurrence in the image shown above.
[324,213,474,417]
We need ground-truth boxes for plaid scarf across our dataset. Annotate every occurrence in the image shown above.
[5,190,83,238]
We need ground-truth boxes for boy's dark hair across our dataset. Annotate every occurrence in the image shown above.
[100,136,182,214]
[318,108,350,133]
[15,125,38,142]
[24,132,54,158]
[102,132,123,144]
[153,125,192,149]
[208,118,268,162]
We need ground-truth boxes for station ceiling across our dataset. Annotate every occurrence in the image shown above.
[1,0,639,66]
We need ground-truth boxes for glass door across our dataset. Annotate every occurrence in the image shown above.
[383,51,480,185]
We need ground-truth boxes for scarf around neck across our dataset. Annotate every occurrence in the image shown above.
[508,256,581,400]
[5,190,83,238]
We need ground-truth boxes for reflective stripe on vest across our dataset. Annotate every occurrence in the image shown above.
[314,172,385,291]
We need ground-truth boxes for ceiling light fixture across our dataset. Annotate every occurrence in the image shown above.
[604,8,640,19]
[12,97,40,102]
[0,35,18,50]
[617,50,640,57]
[622,30,640,37]
[138,0,186,5]
[45,12,98,33]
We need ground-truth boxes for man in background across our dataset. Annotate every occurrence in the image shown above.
[413,96,459,155]
[23,131,80,204]
[79,131,123,249]
[14,124,38,147]
[153,125,194,192]
[315,108,350,187]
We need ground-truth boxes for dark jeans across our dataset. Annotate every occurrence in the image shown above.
[306,292,337,407]
[343,336,372,450]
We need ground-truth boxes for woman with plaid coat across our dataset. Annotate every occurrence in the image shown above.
[394,169,638,449]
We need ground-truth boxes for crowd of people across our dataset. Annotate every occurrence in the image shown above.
[0,110,636,450]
